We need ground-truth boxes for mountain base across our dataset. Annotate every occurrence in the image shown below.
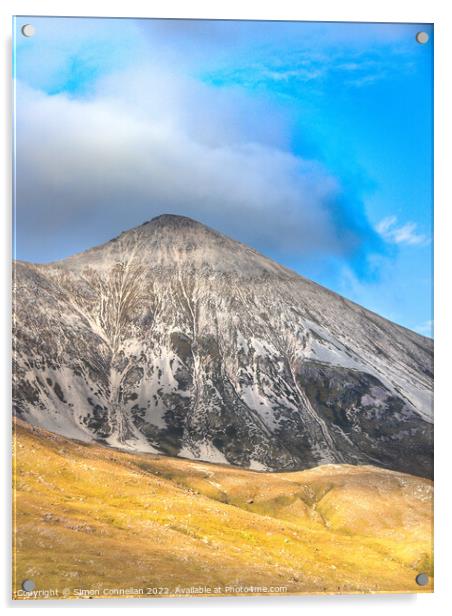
[12,418,433,599]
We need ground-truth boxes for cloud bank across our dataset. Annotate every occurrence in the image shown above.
[15,67,380,264]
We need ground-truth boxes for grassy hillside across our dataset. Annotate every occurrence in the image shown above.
[13,419,433,599]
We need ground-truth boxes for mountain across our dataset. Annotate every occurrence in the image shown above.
[12,214,433,477]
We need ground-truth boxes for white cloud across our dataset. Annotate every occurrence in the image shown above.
[376,216,428,246]
[13,17,404,266]
[15,70,372,261]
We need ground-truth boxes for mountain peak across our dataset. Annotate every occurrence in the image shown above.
[136,214,207,233]
[123,213,225,243]
[60,212,296,280]
[142,213,202,228]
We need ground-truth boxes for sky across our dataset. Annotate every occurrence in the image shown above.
[13,17,433,336]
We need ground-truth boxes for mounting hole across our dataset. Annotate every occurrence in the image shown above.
[21,579,35,592]
[415,572,429,586]
[21,24,35,38]
[416,31,429,45]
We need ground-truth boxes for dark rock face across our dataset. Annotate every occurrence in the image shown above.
[13,214,433,476]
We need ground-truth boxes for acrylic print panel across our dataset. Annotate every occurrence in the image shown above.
[12,16,433,600]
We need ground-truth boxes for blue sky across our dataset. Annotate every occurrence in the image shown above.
[13,17,433,336]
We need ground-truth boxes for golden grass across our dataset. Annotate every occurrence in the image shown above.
[12,419,433,600]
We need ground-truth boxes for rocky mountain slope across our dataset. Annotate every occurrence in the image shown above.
[13,214,433,477]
